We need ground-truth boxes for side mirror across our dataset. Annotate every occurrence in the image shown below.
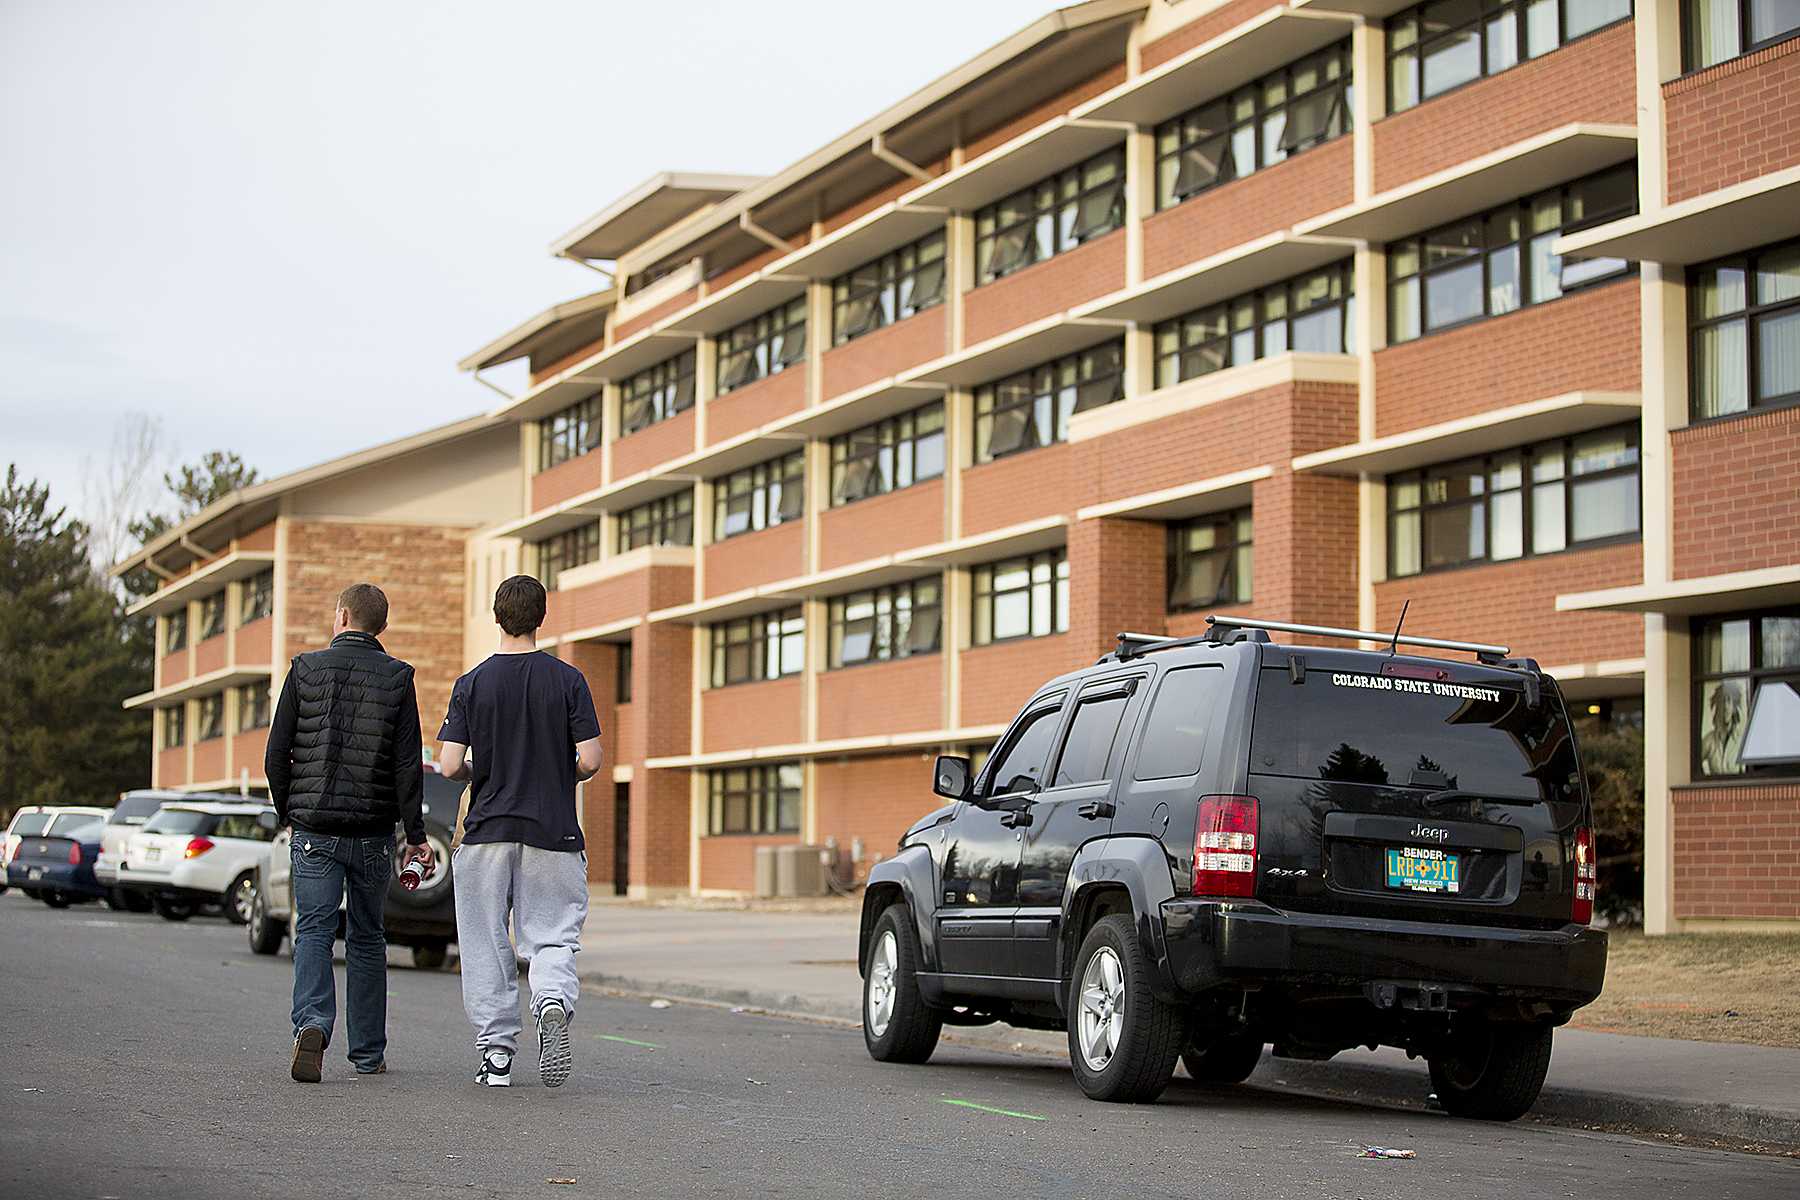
[932,755,973,802]
[256,811,278,832]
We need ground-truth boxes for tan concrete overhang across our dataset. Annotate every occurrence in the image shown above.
[645,724,1010,771]
[123,664,274,710]
[781,554,945,601]
[1073,232,1358,325]
[664,272,810,338]
[457,290,615,373]
[1558,564,1800,616]
[552,172,763,262]
[1553,165,1800,266]
[126,550,277,618]
[490,328,697,423]
[1076,6,1356,127]
[537,615,641,651]
[648,581,811,626]
[1294,391,1643,476]
[1296,124,1639,243]
[1539,658,1647,700]
[1290,0,1422,18]
[1076,466,1271,522]
[908,313,1130,388]
[902,115,1130,213]
[768,200,950,281]
[1070,351,1359,441]
[489,461,699,543]
[772,378,947,441]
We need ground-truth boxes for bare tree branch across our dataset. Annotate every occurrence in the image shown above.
[81,412,171,582]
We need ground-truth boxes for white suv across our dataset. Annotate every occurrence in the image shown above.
[119,801,277,923]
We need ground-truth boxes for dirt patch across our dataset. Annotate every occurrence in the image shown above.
[1572,931,1800,1047]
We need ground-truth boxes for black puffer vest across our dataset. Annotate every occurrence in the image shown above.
[285,631,414,835]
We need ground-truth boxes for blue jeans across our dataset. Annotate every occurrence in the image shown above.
[290,832,391,1072]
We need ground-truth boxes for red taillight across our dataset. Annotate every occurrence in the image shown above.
[68,843,82,866]
[184,837,214,859]
[1572,826,1595,925]
[1194,794,1259,898]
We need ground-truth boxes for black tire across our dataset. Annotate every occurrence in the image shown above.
[116,888,152,913]
[411,942,449,971]
[1067,914,1184,1104]
[247,885,284,955]
[153,897,194,922]
[861,904,943,1064]
[1181,1033,1264,1085]
[42,890,72,909]
[224,871,257,926]
[105,888,127,912]
[1427,1019,1554,1121]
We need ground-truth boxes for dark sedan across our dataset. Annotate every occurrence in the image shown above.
[9,818,107,908]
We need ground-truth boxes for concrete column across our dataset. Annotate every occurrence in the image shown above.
[1643,613,1690,934]
[948,214,975,353]
[693,335,716,448]
[1124,127,1153,288]
[1350,17,1383,204]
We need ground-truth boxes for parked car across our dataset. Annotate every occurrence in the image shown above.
[119,801,278,922]
[5,807,113,901]
[8,815,109,907]
[248,770,462,970]
[860,616,1607,1122]
[96,790,243,911]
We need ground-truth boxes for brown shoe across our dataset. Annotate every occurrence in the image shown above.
[291,1027,325,1083]
[356,1062,387,1076]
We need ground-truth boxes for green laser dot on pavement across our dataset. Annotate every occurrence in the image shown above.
[593,1034,662,1049]
[938,1098,1046,1122]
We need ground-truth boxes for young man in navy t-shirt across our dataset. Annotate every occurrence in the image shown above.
[438,575,603,1088]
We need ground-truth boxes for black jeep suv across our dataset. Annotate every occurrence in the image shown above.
[858,616,1607,1120]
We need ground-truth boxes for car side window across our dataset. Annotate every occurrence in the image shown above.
[1134,665,1225,781]
[984,703,1065,797]
[1051,690,1133,786]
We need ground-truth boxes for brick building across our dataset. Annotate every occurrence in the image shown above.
[116,416,522,793]
[458,0,1797,922]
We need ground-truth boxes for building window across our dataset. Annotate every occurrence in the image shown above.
[1168,509,1253,610]
[538,395,603,472]
[829,402,945,506]
[1387,424,1640,576]
[164,610,188,654]
[1681,0,1800,70]
[1153,263,1354,388]
[535,521,602,591]
[620,350,696,436]
[974,341,1124,464]
[712,453,804,541]
[198,593,227,641]
[976,147,1126,284]
[972,550,1069,645]
[197,694,225,742]
[1388,165,1636,343]
[237,683,270,732]
[1155,41,1352,210]
[241,570,273,624]
[617,491,694,553]
[718,298,807,394]
[1388,0,1634,113]
[1695,610,1800,777]
[827,579,943,668]
[707,763,802,835]
[160,706,185,749]
[708,608,804,687]
[832,231,946,346]
[615,640,633,704]
[1689,237,1800,421]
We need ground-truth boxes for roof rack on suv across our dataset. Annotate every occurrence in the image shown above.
[1202,615,1510,663]
[1104,628,1270,664]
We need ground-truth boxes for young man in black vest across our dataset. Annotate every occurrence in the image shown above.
[265,582,432,1082]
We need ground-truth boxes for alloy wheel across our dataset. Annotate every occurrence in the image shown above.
[1078,946,1126,1072]
[232,876,256,923]
[865,929,898,1038]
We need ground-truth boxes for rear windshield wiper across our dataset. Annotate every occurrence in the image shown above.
[1422,789,1540,807]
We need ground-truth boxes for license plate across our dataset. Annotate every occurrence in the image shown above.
[27,868,43,881]
[1386,846,1460,894]
[145,847,161,863]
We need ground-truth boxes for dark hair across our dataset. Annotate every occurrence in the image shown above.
[337,583,388,634]
[494,575,547,637]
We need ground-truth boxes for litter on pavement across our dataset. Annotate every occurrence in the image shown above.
[1358,1146,1417,1160]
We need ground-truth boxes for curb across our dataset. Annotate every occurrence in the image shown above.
[580,967,1800,1151]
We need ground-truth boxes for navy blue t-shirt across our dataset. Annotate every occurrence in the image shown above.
[438,652,601,853]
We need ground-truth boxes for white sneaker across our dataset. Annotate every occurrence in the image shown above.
[537,1003,572,1088]
[475,1048,513,1087]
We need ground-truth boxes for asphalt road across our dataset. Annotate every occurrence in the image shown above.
[2,893,1795,1200]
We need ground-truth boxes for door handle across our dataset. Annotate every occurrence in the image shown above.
[999,809,1033,828]
[1077,801,1116,820]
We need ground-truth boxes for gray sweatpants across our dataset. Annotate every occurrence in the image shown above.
[452,841,590,1053]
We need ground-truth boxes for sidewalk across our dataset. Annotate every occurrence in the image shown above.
[576,897,1800,1149]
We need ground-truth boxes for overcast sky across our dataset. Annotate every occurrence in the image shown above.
[1,0,1054,532]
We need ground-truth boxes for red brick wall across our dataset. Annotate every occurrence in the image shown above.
[627,622,694,764]
[708,244,793,294]
[1143,141,1354,277]
[819,479,947,571]
[612,409,696,480]
[1141,0,1273,70]
[532,453,603,511]
[530,336,606,386]
[704,521,805,598]
[1665,37,1800,204]
[813,752,941,873]
[708,367,807,445]
[237,616,273,666]
[1673,783,1800,920]
[282,519,470,737]
[1066,517,1168,662]
[564,639,624,885]
[634,767,693,890]
[1250,469,1361,635]
[964,64,1128,158]
[191,735,225,784]
[962,443,1074,536]
[964,231,1127,346]
[1375,541,1643,667]
[194,633,226,677]
[697,833,798,894]
[820,307,949,401]
[819,165,951,237]
[817,655,945,742]
[959,633,1087,727]
[543,562,693,640]
[702,677,804,753]
[1672,405,1800,580]
[1374,281,1639,438]
[156,745,185,788]
[231,729,267,783]
[615,287,698,342]
[160,647,189,688]
[1373,22,1636,193]
[238,522,276,553]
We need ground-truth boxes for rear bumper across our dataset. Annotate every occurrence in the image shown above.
[1160,900,1608,1010]
[94,863,119,887]
[7,864,103,897]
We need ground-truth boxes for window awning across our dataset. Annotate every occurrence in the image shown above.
[906,314,1129,388]
[1293,391,1643,476]
[1073,232,1358,326]
[768,201,949,280]
[1076,466,1271,522]
[774,378,945,440]
[901,115,1130,213]
[1553,165,1800,266]
[665,272,809,338]
[1557,564,1800,616]
[128,551,277,618]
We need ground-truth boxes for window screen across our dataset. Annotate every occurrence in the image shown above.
[1135,666,1224,781]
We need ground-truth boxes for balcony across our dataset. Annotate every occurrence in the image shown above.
[125,663,272,712]
[128,549,276,619]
